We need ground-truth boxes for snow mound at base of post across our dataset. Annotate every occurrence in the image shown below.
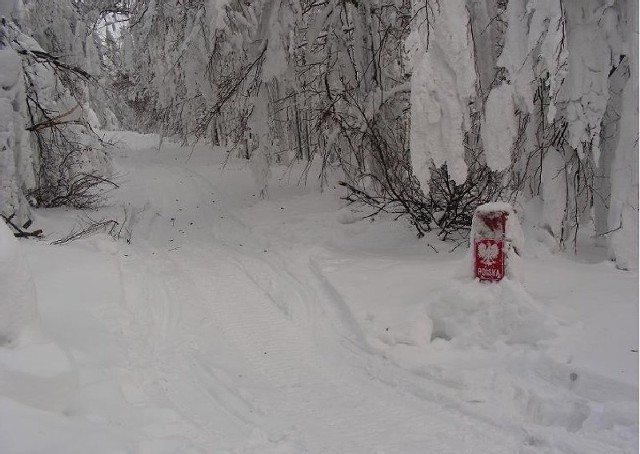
[370,277,555,352]
[0,222,39,346]
[425,278,555,348]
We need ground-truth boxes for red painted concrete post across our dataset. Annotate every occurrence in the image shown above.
[473,209,508,282]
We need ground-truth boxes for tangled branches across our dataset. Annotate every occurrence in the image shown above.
[28,172,119,210]
[429,153,507,240]
[15,37,115,210]
[340,151,508,240]
[336,116,434,238]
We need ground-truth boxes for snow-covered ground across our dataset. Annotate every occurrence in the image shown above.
[1,132,637,453]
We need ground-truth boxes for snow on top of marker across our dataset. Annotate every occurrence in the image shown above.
[474,201,516,215]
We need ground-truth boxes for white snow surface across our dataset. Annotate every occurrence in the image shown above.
[0,0,17,16]
[0,222,38,346]
[0,131,637,453]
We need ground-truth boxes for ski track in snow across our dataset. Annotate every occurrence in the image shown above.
[3,133,636,453]
[112,153,519,453]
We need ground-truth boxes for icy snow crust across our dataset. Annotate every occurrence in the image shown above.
[0,132,637,453]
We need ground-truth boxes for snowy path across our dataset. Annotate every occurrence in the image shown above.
[121,244,521,453]
[2,132,636,453]
[111,144,522,452]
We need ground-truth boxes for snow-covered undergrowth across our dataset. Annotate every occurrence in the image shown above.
[0,132,637,453]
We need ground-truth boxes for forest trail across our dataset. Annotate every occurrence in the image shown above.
[110,134,523,452]
[3,132,636,454]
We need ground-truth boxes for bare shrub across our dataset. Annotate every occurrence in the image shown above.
[428,153,508,241]
[28,172,119,210]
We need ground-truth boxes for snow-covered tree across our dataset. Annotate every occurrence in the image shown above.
[409,0,637,268]
[0,15,33,224]
[0,0,123,224]
[34,0,633,266]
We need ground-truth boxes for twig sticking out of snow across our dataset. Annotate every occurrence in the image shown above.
[51,207,132,245]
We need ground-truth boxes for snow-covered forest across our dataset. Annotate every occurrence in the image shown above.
[1,0,638,266]
[0,0,638,453]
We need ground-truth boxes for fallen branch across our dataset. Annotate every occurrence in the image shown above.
[15,47,95,82]
[26,104,81,132]
[51,207,132,245]
[1,213,43,238]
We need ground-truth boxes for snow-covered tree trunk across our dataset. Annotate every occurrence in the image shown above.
[0,20,35,224]
[594,57,627,244]
[607,0,638,269]
[408,0,478,189]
